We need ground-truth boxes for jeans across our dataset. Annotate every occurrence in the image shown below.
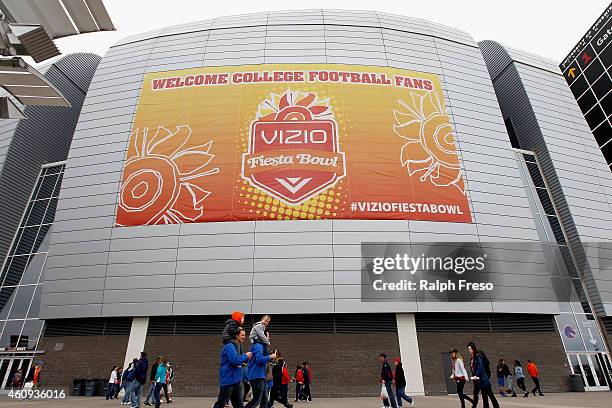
[106,382,116,399]
[213,382,244,408]
[145,382,155,403]
[269,382,291,407]
[395,386,413,407]
[472,383,499,408]
[530,377,543,395]
[246,378,268,408]
[295,383,302,401]
[301,383,311,401]
[122,380,133,403]
[127,381,144,408]
[517,377,527,392]
[455,381,473,408]
[382,382,397,408]
[153,382,164,408]
[506,375,515,394]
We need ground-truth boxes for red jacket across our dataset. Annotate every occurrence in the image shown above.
[282,366,291,385]
[527,362,539,378]
[295,369,304,384]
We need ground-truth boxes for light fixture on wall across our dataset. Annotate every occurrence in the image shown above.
[0,0,115,118]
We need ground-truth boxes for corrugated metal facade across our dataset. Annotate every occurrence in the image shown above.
[479,40,612,316]
[0,53,101,277]
[40,11,576,319]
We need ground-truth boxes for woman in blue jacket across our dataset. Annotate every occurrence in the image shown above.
[153,357,167,408]
[467,343,499,408]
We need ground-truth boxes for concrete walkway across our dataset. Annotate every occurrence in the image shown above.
[0,393,611,407]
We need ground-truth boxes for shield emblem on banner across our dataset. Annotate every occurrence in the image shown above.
[242,91,346,205]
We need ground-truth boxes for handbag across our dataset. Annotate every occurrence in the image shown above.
[380,383,389,400]
[455,375,466,382]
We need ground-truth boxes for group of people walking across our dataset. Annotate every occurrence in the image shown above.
[379,354,414,408]
[449,342,544,408]
[213,312,313,408]
[105,352,175,408]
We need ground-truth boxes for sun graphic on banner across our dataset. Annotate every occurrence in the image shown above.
[116,125,220,226]
[393,91,465,194]
[255,90,334,121]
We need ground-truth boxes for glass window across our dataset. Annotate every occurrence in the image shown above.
[584,105,606,130]
[0,287,16,318]
[34,224,50,251]
[526,162,545,187]
[592,74,612,100]
[584,59,605,83]
[592,120,612,147]
[43,199,58,224]
[601,91,612,117]
[535,187,555,215]
[601,140,612,167]
[20,320,43,350]
[25,199,49,227]
[14,227,39,255]
[37,174,59,199]
[19,254,45,285]
[1,255,29,286]
[577,89,597,114]
[0,320,24,348]
[52,173,64,197]
[26,285,42,319]
[570,74,589,100]
[7,286,35,320]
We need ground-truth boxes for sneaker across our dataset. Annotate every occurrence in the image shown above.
[409,399,414,408]
[538,393,544,396]
[523,392,529,398]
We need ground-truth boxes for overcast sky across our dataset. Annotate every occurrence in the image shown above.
[51,0,610,64]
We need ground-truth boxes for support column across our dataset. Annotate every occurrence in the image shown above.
[396,313,425,395]
[123,317,149,369]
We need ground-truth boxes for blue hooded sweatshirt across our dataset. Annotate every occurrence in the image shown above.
[219,342,248,386]
[246,342,271,381]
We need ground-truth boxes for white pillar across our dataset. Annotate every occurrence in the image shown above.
[123,317,149,369]
[396,313,425,395]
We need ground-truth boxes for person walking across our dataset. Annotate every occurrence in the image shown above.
[293,365,304,402]
[393,358,414,408]
[495,359,509,397]
[301,362,312,402]
[165,362,174,404]
[11,368,24,390]
[106,367,118,400]
[114,367,123,399]
[513,360,528,397]
[379,353,398,408]
[527,360,544,396]
[213,327,252,408]
[450,349,473,408]
[127,352,148,408]
[144,357,161,406]
[153,357,167,408]
[245,331,276,408]
[502,359,515,397]
[467,342,499,408]
[269,354,293,408]
[121,360,136,404]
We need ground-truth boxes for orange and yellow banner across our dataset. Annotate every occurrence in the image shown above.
[115,64,472,226]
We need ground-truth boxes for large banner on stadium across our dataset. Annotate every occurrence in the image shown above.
[116,64,472,225]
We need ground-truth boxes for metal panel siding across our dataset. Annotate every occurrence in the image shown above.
[41,13,548,319]
[0,54,101,277]
[479,40,611,316]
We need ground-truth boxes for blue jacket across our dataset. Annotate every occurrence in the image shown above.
[219,342,248,386]
[134,357,148,384]
[155,364,167,384]
[247,342,271,381]
[471,355,491,388]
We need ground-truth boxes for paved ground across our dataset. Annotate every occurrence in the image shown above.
[0,393,611,407]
